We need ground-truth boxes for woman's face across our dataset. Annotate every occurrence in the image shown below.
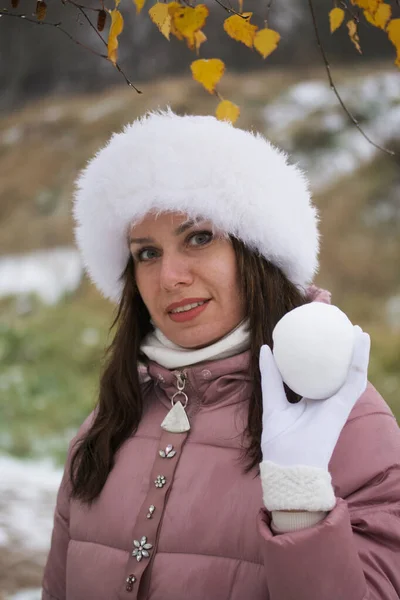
[129,212,245,348]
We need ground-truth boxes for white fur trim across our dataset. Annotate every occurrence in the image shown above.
[260,460,336,511]
[73,109,320,302]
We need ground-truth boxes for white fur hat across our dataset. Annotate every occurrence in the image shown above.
[73,109,319,303]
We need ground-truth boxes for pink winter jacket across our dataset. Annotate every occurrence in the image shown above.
[42,350,400,600]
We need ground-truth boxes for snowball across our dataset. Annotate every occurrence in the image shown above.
[272,303,355,399]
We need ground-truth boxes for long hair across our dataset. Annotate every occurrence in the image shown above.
[70,238,309,503]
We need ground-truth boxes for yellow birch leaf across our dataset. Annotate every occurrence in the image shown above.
[254,28,280,59]
[167,2,184,40]
[351,0,382,11]
[194,30,207,54]
[364,3,391,29]
[216,100,240,124]
[173,5,209,49]
[223,13,258,48]
[107,9,124,65]
[329,8,345,33]
[133,0,146,14]
[347,20,362,53]
[367,0,383,12]
[149,3,171,40]
[387,19,400,67]
[191,58,225,93]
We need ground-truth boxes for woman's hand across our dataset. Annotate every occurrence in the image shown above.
[259,325,370,512]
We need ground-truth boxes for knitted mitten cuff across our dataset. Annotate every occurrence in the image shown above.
[271,510,328,533]
[260,460,336,512]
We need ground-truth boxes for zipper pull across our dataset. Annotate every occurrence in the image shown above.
[172,370,188,409]
[160,370,190,433]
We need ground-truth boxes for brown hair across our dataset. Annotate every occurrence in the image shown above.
[70,237,308,503]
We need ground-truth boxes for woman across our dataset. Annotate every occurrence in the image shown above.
[42,110,400,600]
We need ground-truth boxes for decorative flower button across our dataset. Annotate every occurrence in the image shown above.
[146,505,156,519]
[159,444,176,459]
[126,574,136,591]
[132,536,153,562]
[154,475,166,488]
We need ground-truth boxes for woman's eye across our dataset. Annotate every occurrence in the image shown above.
[137,248,158,262]
[189,231,213,246]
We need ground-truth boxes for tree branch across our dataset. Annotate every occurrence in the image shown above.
[212,0,248,18]
[307,0,396,157]
[338,1,360,24]
[265,0,274,22]
[67,0,108,49]
[0,8,142,93]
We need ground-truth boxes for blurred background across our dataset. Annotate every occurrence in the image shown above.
[0,0,399,597]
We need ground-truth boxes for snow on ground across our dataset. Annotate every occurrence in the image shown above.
[0,247,83,306]
[80,96,129,123]
[387,295,400,331]
[0,455,62,553]
[263,71,400,192]
[8,589,42,600]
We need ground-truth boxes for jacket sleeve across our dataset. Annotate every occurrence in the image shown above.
[41,411,96,599]
[258,387,400,600]
[41,460,71,600]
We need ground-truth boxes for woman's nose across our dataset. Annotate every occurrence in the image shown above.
[159,254,194,290]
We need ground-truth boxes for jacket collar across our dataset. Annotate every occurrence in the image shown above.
[144,350,253,414]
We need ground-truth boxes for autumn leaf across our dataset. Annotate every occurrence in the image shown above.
[167,2,184,40]
[387,19,400,67]
[347,20,362,53]
[224,13,258,48]
[194,30,207,55]
[133,0,146,14]
[364,3,391,30]
[97,9,107,32]
[149,3,171,40]
[351,0,382,11]
[172,5,209,49]
[329,8,345,33]
[36,0,47,21]
[191,58,225,93]
[216,100,240,124]
[254,28,280,59]
[108,8,124,64]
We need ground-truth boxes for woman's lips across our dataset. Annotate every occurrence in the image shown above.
[168,300,210,323]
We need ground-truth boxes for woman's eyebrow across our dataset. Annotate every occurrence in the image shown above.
[129,219,201,245]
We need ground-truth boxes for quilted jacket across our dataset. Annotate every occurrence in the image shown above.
[42,348,400,600]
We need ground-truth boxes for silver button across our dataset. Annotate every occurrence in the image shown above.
[201,369,212,379]
[157,373,165,383]
[154,475,166,488]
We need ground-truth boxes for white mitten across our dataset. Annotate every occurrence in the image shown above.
[260,324,370,512]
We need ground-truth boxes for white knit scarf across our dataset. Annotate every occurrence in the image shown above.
[140,319,251,369]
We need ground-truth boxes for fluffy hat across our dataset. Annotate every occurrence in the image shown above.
[73,109,319,303]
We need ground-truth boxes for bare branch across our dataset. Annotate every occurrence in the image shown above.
[0,8,142,93]
[212,0,248,18]
[338,1,360,24]
[67,0,108,48]
[265,0,274,22]
[307,0,396,157]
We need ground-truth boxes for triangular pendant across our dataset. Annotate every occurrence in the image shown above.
[161,401,190,433]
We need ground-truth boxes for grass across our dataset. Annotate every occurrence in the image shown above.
[0,283,112,464]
